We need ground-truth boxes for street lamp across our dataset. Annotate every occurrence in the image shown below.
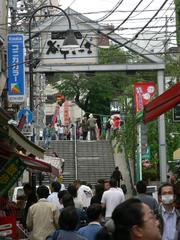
[28,5,79,112]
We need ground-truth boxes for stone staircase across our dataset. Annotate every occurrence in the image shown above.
[77,140,115,185]
[43,140,115,187]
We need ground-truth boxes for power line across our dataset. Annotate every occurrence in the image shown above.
[127,0,155,19]
[71,7,175,15]
[139,7,175,53]
[96,0,125,22]
[112,0,170,48]
[104,0,145,35]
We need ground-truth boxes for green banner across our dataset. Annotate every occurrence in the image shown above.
[135,109,144,124]
[0,156,26,196]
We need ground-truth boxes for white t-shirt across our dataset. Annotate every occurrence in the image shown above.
[58,126,64,134]
[77,185,93,208]
[73,197,84,209]
[61,184,66,191]
[101,187,125,218]
[47,192,63,209]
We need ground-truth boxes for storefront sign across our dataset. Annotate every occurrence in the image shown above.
[0,157,26,196]
[7,34,25,103]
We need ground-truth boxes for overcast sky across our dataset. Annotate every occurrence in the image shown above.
[58,0,176,52]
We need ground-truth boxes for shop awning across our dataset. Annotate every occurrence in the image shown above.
[144,83,180,123]
[0,142,59,196]
[8,124,45,159]
[18,154,59,176]
[0,107,45,159]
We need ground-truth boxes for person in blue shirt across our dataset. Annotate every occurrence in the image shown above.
[58,191,88,229]
[47,206,87,240]
[78,203,102,240]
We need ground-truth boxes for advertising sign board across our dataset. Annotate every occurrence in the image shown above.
[134,82,156,113]
[7,34,25,103]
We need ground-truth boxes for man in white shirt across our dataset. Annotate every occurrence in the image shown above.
[101,178,125,221]
[47,181,63,209]
[74,180,93,208]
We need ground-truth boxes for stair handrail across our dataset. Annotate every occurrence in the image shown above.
[74,124,78,179]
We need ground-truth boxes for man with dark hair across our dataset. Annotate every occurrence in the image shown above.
[78,203,102,240]
[101,178,125,221]
[59,192,88,230]
[58,190,68,204]
[136,180,158,212]
[23,183,37,227]
[47,181,62,209]
[26,185,59,240]
[158,183,180,240]
[47,206,86,240]
[68,184,83,208]
[111,167,123,187]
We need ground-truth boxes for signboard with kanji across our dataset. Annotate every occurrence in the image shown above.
[134,82,156,113]
[7,34,25,103]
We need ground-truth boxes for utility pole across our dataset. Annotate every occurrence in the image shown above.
[0,1,8,37]
[174,0,180,82]
[0,1,8,106]
[9,0,17,32]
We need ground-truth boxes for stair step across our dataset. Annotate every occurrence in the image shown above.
[39,140,115,187]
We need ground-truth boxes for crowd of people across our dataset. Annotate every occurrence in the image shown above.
[3,172,179,240]
[40,113,122,148]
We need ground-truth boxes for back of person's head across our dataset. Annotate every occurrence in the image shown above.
[87,183,92,189]
[23,183,33,194]
[37,185,49,199]
[62,193,75,208]
[59,206,79,231]
[97,179,105,184]
[58,190,68,201]
[67,184,77,198]
[87,203,102,222]
[110,178,117,188]
[115,166,119,170]
[112,198,144,240]
[136,180,147,194]
[81,181,87,186]
[74,179,81,188]
[95,184,104,197]
[96,227,113,240]
[51,181,61,192]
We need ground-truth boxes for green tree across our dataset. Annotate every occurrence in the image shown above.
[52,45,131,114]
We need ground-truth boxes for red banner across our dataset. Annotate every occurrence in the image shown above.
[134,82,156,113]
[63,101,69,126]
[50,105,60,128]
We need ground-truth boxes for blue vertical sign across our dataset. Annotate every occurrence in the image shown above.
[7,34,25,103]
